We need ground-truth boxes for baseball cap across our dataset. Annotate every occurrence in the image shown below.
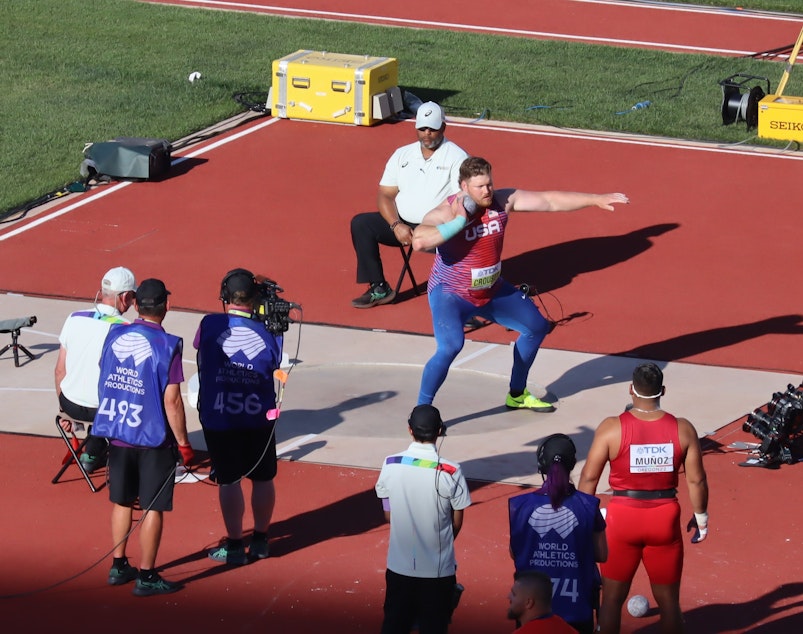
[136,278,170,307]
[408,404,445,440]
[101,266,136,294]
[415,101,444,130]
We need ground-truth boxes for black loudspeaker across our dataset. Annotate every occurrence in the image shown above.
[82,137,172,180]
[719,74,770,130]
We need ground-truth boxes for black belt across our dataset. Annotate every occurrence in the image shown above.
[612,488,677,500]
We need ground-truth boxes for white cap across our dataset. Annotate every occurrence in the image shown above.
[415,102,444,129]
[101,266,136,293]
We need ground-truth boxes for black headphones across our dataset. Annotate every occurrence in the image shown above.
[219,268,256,303]
[408,419,446,442]
[536,433,577,475]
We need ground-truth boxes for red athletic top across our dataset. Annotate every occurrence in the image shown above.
[609,411,682,493]
[428,194,509,306]
[514,614,577,634]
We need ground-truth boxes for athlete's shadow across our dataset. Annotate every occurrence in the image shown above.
[546,315,803,399]
[458,426,598,485]
[268,487,385,557]
[633,582,803,633]
[276,390,395,439]
[159,488,385,580]
[503,223,679,294]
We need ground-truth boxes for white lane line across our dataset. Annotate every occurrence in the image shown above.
[21,329,59,339]
[0,180,134,242]
[152,0,762,55]
[572,0,802,22]
[448,120,803,161]
[180,116,280,159]
[452,344,499,369]
[4,98,800,244]
[0,118,280,243]
[277,433,319,455]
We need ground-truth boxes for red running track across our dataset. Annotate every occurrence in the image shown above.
[2,4,803,633]
[1,421,801,633]
[141,0,803,56]
[3,116,802,374]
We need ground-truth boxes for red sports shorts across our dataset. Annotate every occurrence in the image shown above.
[600,499,683,585]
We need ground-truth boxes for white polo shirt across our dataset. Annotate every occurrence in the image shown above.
[375,441,472,578]
[58,304,130,407]
[379,138,468,224]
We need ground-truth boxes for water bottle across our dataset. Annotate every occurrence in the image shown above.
[616,100,652,115]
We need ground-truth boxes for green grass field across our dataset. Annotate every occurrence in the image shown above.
[2,0,801,217]
[671,0,799,10]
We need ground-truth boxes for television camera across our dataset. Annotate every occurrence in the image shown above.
[254,279,299,335]
[741,383,803,468]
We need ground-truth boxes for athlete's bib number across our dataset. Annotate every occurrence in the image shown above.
[630,442,674,473]
[213,391,261,415]
[551,577,579,603]
[470,262,501,289]
[97,397,143,428]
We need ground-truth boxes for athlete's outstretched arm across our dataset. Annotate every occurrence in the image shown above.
[507,190,629,213]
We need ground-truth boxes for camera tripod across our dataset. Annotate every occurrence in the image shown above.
[0,316,37,367]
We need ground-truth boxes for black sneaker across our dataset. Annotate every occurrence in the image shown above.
[249,536,270,560]
[208,542,248,566]
[108,563,138,586]
[132,574,182,597]
[79,453,106,474]
[351,282,396,308]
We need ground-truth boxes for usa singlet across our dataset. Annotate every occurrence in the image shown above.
[428,194,509,306]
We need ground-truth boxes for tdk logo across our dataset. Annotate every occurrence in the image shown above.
[636,445,669,455]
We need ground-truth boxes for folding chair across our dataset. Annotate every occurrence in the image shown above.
[52,415,100,492]
[394,244,423,299]
[0,316,37,367]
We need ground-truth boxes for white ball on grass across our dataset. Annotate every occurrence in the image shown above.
[627,594,649,618]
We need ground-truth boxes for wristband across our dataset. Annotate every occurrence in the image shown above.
[436,215,467,241]
[390,220,402,231]
[694,512,709,528]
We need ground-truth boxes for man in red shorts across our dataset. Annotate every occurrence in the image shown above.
[578,362,709,634]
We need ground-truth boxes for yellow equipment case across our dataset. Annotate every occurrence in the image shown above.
[758,26,803,143]
[269,50,402,126]
[758,95,803,143]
